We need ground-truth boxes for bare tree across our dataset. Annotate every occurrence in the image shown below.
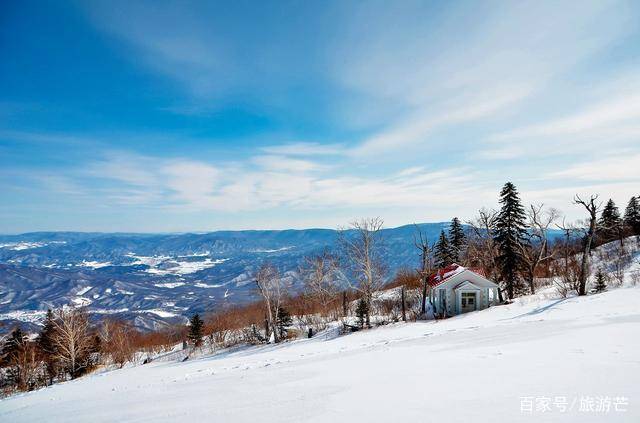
[554,218,581,296]
[299,249,341,317]
[205,308,235,350]
[255,262,284,343]
[414,225,433,317]
[106,320,135,368]
[520,204,560,294]
[574,194,601,296]
[51,308,93,378]
[338,217,387,327]
[466,208,502,300]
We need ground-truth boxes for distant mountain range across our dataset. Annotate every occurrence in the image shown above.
[1,223,462,333]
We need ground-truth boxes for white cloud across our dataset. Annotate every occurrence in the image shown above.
[552,153,640,182]
[251,155,326,173]
[350,86,531,157]
[162,160,220,207]
[261,142,345,156]
[493,93,640,141]
[85,152,158,187]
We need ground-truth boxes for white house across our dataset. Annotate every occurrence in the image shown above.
[428,263,500,316]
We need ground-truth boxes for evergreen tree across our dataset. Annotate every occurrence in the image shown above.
[493,182,528,299]
[448,217,466,262]
[434,230,453,268]
[187,314,204,348]
[37,309,58,384]
[0,328,27,387]
[355,298,369,328]
[275,307,293,339]
[624,196,640,235]
[598,199,622,242]
[594,268,607,293]
[0,328,25,366]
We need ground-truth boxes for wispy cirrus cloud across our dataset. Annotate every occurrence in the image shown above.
[349,86,532,157]
[552,153,640,182]
[251,155,328,173]
[492,93,640,142]
[480,85,640,160]
[40,149,483,216]
[260,142,345,156]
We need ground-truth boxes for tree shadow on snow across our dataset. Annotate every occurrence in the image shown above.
[503,297,573,320]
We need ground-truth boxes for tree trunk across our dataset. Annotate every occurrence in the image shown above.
[528,267,535,295]
[342,291,348,316]
[401,286,407,322]
[421,276,427,315]
[579,214,597,295]
[507,277,514,300]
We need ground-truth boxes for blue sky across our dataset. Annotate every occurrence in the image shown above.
[1,0,639,233]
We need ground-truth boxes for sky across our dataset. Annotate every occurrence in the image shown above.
[1,0,640,233]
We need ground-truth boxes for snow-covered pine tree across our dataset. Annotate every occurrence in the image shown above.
[448,217,466,263]
[355,298,369,328]
[434,230,453,268]
[37,309,58,384]
[493,182,528,300]
[598,199,622,243]
[276,306,292,339]
[624,196,640,235]
[188,314,204,348]
[594,268,607,293]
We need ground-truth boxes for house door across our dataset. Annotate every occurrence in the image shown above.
[460,292,477,313]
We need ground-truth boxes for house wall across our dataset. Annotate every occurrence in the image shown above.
[431,271,499,316]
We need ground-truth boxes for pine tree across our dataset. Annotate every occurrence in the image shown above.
[187,314,204,348]
[594,268,607,293]
[0,328,26,387]
[624,196,640,235]
[276,307,293,339]
[0,328,25,366]
[448,217,466,263]
[355,298,369,328]
[434,230,453,268]
[493,182,528,299]
[598,199,622,242]
[37,309,58,384]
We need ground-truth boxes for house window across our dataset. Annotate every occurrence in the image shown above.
[461,292,475,307]
[439,289,446,310]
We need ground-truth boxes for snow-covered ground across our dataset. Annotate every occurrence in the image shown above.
[1,286,638,422]
[125,253,228,276]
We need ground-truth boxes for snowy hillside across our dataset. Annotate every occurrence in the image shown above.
[1,286,638,422]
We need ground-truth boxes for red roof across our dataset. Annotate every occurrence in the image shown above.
[428,263,486,288]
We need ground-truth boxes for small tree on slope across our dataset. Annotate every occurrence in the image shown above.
[594,268,607,293]
[188,314,204,348]
[599,199,623,244]
[37,309,58,384]
[355,298,369,328]
[276,307,293,339]
[494,182,529,299]
[624,196,640,236]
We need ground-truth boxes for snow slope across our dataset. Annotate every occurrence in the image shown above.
[1,287,639,422]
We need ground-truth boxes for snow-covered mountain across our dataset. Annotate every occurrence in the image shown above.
[0,223,455,332]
